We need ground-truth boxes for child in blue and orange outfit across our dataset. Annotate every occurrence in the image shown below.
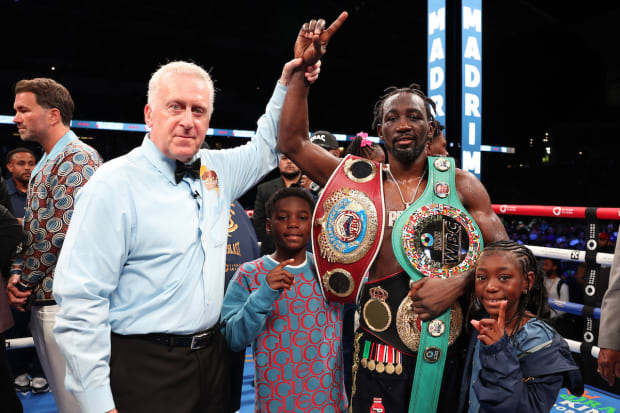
[221,187,347,412]
[459,240,583,412]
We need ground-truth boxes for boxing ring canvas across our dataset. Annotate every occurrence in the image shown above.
[553,386,620,412]
[19,350,620,413]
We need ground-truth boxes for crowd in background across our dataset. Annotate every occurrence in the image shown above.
[503,216,617,302]
[505,218,617,252]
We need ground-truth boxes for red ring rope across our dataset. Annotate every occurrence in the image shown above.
[492,204,620,220]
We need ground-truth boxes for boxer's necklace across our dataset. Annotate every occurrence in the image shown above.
[386,166,426,209]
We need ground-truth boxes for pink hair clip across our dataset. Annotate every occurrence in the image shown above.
[356,132,372,147]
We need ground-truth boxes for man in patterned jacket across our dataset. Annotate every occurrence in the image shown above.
[6,78,102,413]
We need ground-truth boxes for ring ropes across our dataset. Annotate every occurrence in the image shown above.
[494,203,619,357]
[6,205,619,358]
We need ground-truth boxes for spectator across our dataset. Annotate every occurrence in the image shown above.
[427,119,449,156]
[344,132,385,163]
[543,258,569,318]
[6,78,102,413]
[0,205,24,412]
[310,130,341,157]
[4,148,35,223]
[224,200,260,412]
[3,147,47,396]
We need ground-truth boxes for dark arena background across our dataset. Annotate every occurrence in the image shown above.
[1,1,619,207]
[1,1,619,412]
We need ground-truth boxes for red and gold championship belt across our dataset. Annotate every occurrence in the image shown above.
[312,155,385,303]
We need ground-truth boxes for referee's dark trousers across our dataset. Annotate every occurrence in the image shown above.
[110,326,230,413]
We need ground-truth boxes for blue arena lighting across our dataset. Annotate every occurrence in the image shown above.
[1,115,514,153]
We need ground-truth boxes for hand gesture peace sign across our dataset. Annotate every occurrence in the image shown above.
[294,12,348,66]
[471,300,507,345]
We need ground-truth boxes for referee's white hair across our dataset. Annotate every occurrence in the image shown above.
[147,61,215,116]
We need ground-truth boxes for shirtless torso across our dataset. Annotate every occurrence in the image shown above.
[276,15,507,319]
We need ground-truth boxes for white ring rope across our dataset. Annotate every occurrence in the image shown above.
[565,338,600,359]
[8,334,602,359]
[5,336,35,350]
[525,245,613,266]
[6,228,615,360]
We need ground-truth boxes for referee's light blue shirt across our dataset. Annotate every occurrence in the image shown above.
[53,82,286,413]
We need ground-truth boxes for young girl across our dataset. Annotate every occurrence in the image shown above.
[459,240,583,413]
[344,132,386,163]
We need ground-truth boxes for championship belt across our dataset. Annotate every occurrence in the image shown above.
[391,156,483,413]
[313,155,385,303]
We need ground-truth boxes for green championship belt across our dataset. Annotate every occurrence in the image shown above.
[391,156,483,413]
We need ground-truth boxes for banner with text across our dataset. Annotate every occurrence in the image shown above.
[428,0,446,129]
[461,0,482,177]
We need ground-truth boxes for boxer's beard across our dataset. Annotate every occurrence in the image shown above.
[389,144,424,164]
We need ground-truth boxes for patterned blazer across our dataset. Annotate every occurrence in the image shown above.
[11,138,102,305]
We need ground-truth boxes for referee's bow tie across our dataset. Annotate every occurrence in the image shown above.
[174,159,201,183]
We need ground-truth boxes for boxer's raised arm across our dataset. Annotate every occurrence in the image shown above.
[278,13,348,186]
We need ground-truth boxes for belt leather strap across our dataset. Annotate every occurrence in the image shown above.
[115,323,219,351]
[391,156,483,413]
